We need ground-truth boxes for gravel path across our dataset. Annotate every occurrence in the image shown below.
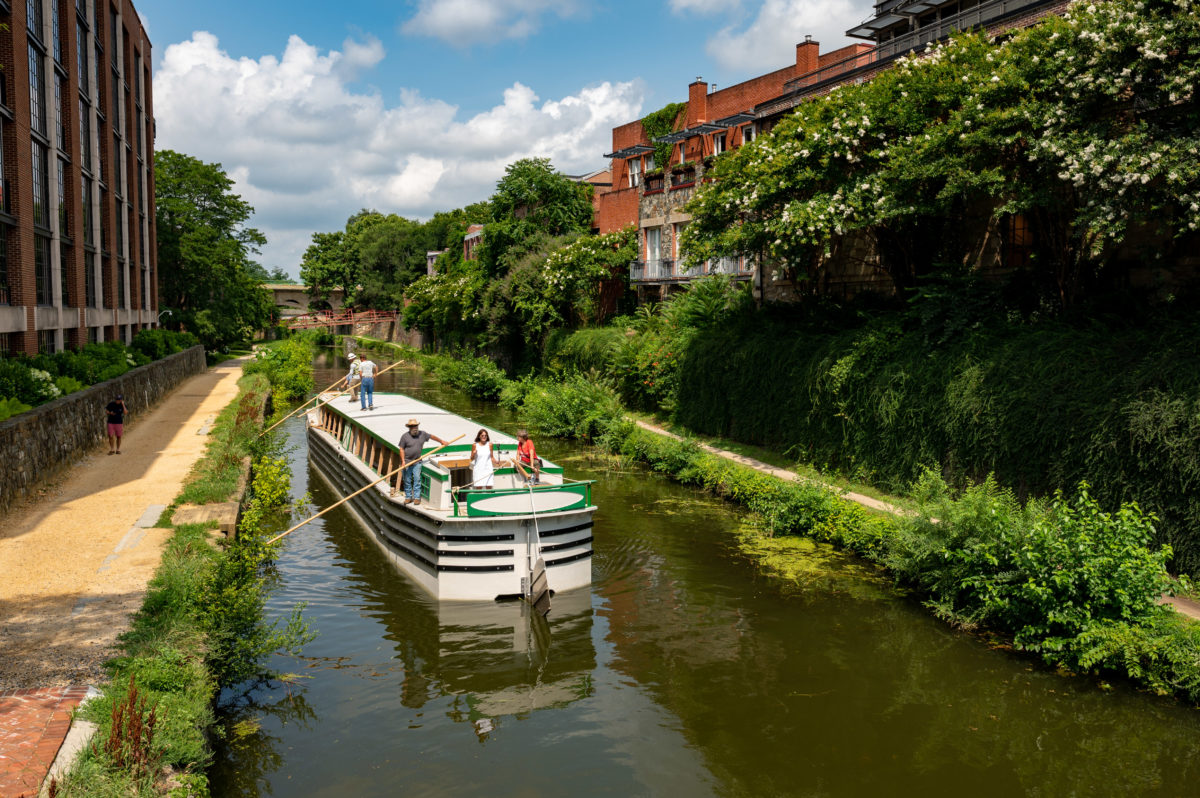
[0,360,245,690]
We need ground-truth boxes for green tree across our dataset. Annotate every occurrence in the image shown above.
[156,149,272,349]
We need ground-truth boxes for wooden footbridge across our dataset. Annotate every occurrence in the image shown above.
[281,309,401,329]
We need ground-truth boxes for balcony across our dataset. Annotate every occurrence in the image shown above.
[643,173,665,194]
[670,165,697,190]
[630,258,748,284]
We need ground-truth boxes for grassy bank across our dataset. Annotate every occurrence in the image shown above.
[352,335,1200,705]
[53,343,316,796]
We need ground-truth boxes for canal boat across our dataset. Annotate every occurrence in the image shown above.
[305,392,596,602]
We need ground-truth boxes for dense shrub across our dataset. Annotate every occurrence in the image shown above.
[673,311,1200,575]
[426,350,510,400]
[131,328,200,360]
[242,338,317,400]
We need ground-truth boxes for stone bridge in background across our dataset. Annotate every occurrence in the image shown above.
[262,283,345,319]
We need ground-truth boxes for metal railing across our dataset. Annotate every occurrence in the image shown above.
[786,0,1056,93]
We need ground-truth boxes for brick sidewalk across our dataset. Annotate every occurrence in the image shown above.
[0,686,88,797]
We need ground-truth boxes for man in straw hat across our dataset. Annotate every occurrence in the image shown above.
[396,418,448,505]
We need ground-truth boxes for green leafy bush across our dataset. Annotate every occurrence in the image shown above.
[242,338,316,400]
[0,396,34,422]
[428,351,510,400]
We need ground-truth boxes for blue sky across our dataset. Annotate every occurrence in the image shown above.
[134,0,875,276]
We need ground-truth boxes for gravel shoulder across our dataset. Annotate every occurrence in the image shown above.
[0,360,245,690]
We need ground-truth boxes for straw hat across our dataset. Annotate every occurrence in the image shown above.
[406,418,420,427]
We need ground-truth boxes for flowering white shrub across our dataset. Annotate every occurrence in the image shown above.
[683,0,1200,302]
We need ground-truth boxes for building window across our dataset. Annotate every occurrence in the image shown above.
[714,133,726,155]
[55,73,66,150]
[52,0,63,64]
[61,241,71,307]
[0,333,10,355]
[88,326,100,344]
[32,142,50,228]
[117,258,125,308]
[38,329,57,354]
[57,159,67,231]
[82,176,94,245]
[35,235,52,305]
[28,0,44,38]
[673,222,688,259]
[110,70,120,130]
[677,143,686,165]
[77,21,89,93]
[742,126,755,144]
[29,44,47,138]
[627,158,641,188]
[0,226,8,305]
[79,98,91,170]
[85,254,96,307]
[645,227,661,263]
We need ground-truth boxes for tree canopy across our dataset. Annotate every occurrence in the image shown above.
[155,149,273,348]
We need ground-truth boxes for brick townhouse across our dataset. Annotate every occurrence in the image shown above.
[0,0,158,356]
[597,0,1069,304]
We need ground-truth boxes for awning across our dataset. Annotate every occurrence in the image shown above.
[603,144,655,159]
[714,112,755,127]
[846,12,905,38]
[895,0,939,14]
[653,123,730,144]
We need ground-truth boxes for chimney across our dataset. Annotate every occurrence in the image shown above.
[796,36,819,75]
[687,77,708,127]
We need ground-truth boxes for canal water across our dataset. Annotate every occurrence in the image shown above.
[209,351,1200,796]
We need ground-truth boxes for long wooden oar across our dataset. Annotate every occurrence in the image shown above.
[259,374,348,437]
[260,360,405,438]
[266,433,465,545]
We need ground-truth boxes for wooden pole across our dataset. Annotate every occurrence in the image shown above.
[266,433,465,545]
[259,359,405,438]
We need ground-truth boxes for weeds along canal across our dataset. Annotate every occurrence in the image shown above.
[209,351,1200,797]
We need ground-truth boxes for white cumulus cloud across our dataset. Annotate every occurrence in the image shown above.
[153,32,643,277]
[670,0,735,13]
[706,0,876,72]
[403,0,580,46]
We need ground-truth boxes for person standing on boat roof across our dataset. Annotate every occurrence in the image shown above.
[358,357,378,411]
[397,418,448,505]
[346,354,361,404]
[470,429,499,490]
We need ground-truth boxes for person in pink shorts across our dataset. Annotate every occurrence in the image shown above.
[105,394,127,455]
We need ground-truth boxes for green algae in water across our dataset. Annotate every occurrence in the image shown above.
[734,521,897,601]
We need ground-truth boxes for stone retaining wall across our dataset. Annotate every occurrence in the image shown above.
[0,345,207,511]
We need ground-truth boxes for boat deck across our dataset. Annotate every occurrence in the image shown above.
[308,392,590,521]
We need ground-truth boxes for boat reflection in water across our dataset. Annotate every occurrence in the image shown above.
[431,590,595,741]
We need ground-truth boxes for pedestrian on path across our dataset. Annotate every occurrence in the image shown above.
[396,418,448,505]
[105,394,127,455]
[359,357,378,410]
[347,354,361,404]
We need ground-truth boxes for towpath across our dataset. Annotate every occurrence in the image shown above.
[0,358,244,797]
[633,420,1200,623]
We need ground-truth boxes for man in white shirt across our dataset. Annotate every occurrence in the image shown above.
[359,357,378,410]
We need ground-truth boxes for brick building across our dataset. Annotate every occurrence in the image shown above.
[600,0,1069,303]
[0,0,157,356]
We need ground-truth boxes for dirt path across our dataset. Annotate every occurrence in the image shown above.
[0,359,246,690]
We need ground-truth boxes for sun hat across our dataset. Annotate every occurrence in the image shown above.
[348,353,357,359]
[406,418,420,427]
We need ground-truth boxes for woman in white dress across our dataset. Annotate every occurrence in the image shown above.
[470,429,499,490]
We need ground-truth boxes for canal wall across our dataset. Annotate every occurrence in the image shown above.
[0,345,207,511]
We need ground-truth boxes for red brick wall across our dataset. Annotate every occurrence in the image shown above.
[594,187,639,235]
